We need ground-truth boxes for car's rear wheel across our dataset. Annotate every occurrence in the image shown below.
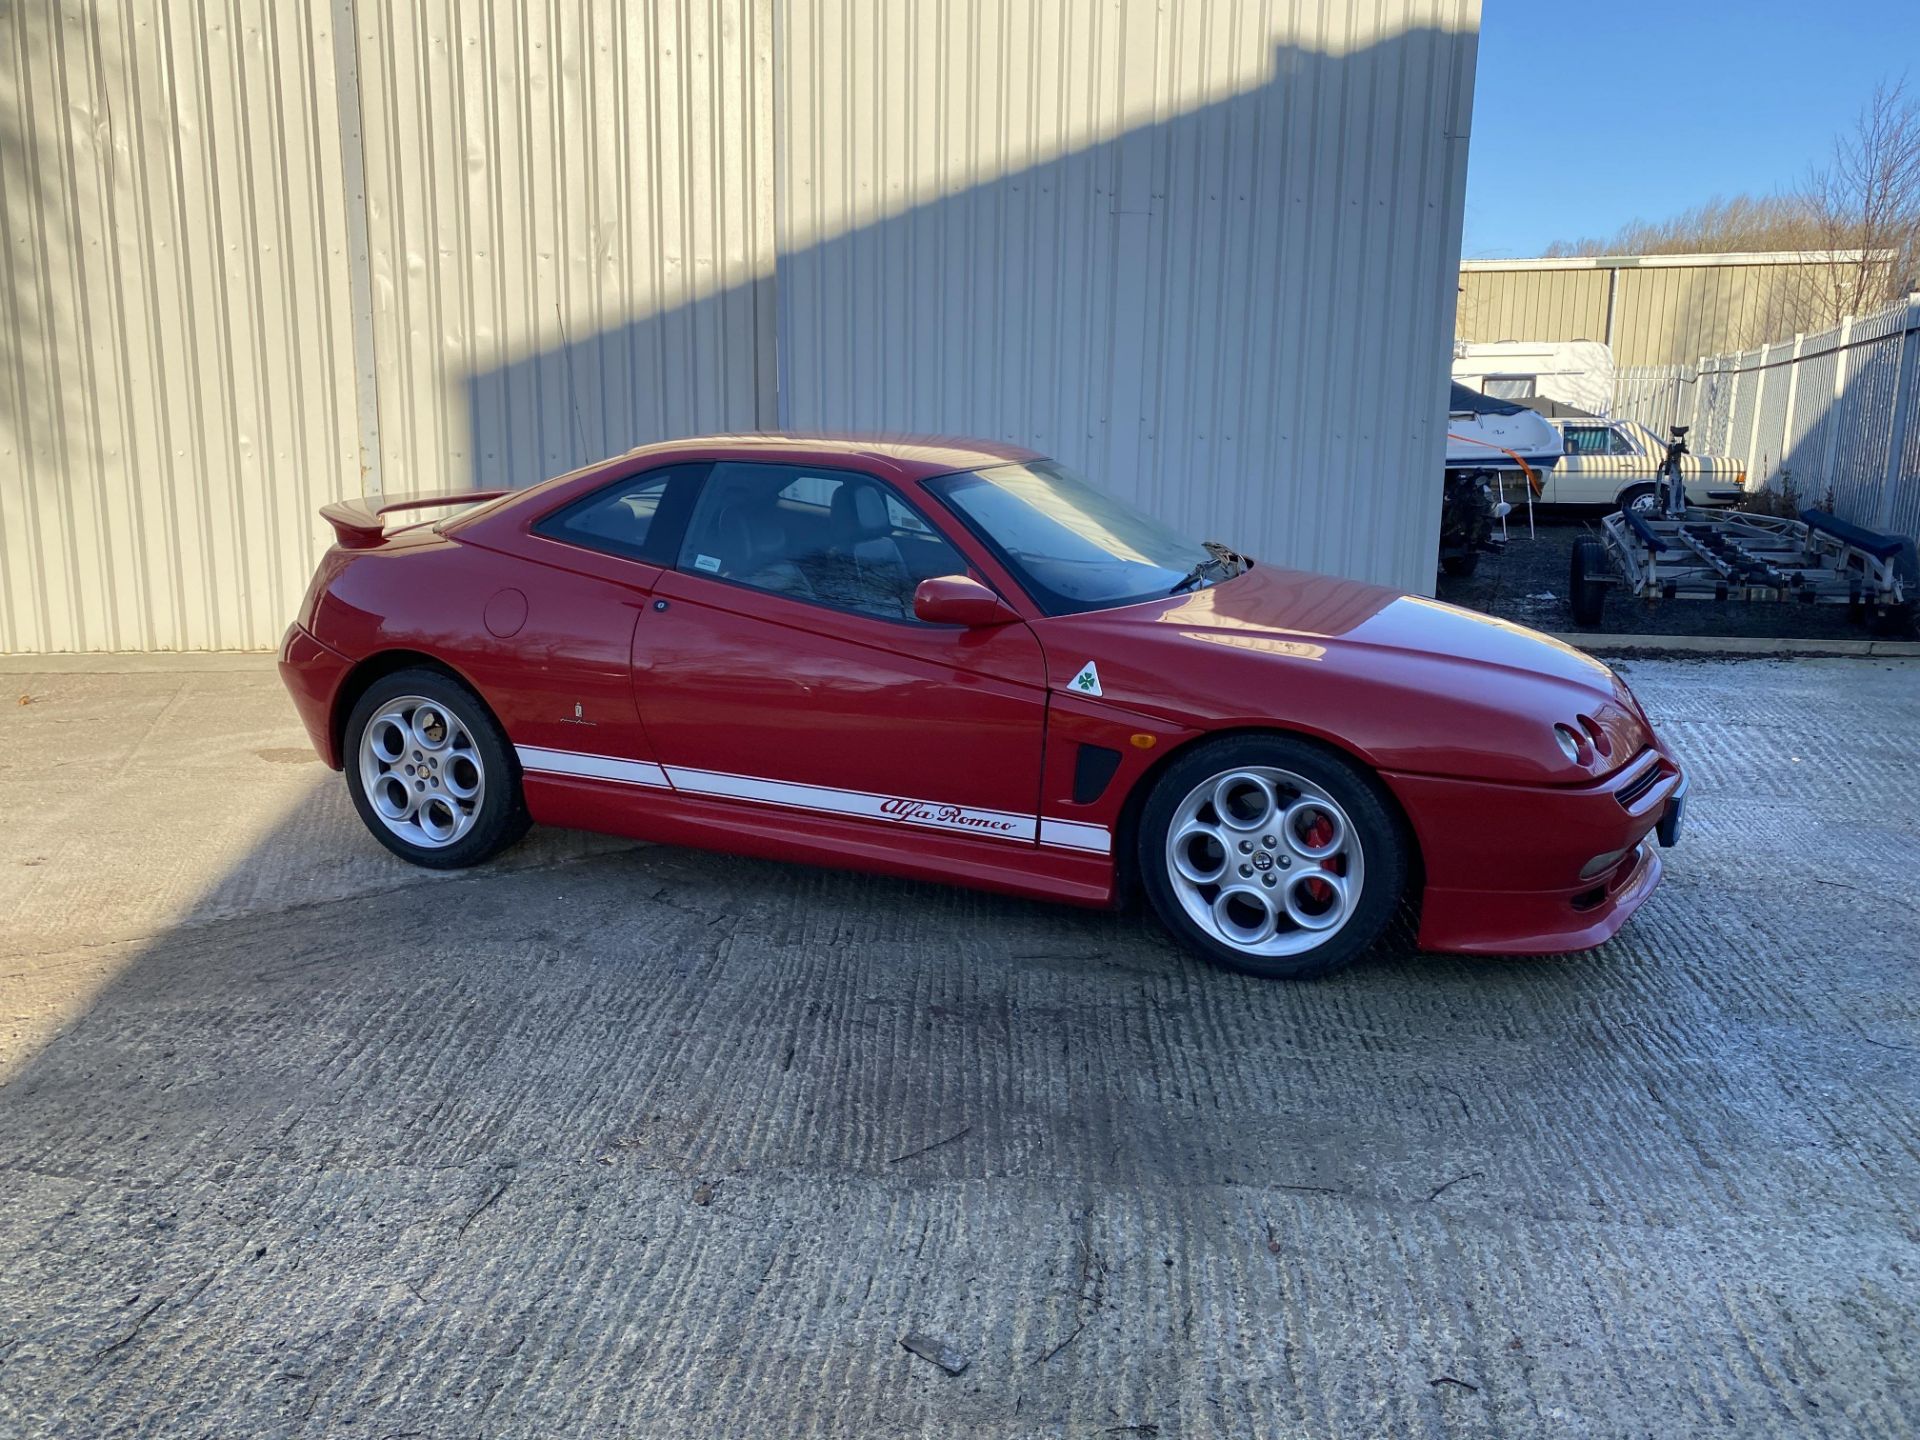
[1618,483,1660,517]
[1138,734,1405,980]
[344,668,529,869]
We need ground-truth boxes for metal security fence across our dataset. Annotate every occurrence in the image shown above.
[1612,366,1696,432]
[1615,294,1920,541]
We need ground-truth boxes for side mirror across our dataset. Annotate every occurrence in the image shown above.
[913,574,1019,627]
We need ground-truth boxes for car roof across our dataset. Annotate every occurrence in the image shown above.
[618,432,1045,482]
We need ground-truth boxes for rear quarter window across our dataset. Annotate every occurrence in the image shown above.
[533,466,700,563]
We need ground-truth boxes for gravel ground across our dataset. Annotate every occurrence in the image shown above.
[1,655,1917,1438]
[1438,517,1913,640]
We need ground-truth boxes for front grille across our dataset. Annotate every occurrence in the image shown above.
[1616,756,1663,810]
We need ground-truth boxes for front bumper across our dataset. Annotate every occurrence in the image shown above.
[1656,771,1688,847]
[1385,749,1684,955]
[278,623,354,769]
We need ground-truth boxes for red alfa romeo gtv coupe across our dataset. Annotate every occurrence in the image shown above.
[280,435,1686,980]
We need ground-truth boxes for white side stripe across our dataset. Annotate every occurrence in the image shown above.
[516,745,669,789]
[1039,818,1112,855]
[518,747,1113,853]
[666,766,1038,843]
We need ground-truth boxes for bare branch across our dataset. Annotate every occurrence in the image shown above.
[1540,75,1920,335]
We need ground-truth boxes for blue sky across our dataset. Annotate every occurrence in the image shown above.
[1464,2,1920,258]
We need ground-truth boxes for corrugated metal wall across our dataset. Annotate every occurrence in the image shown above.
[3,0,1478,652]
[1458,255,1854,367]
[1456,267,1609,352]
[778,0,1481,593]
[0,1,361,653]
[352,0,776,497]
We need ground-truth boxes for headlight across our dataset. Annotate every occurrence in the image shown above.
[1553,712,1619,770]
[1553,724,1590,766]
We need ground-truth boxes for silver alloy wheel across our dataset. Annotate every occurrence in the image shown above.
[1626,488,1662,516]
[357,694,486,849]
[1163,765,1365,957]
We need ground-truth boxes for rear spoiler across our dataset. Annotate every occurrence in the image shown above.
[319,490,511,549]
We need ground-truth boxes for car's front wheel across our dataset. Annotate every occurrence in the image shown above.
[344,667,529,869]
[1138,734,1406,979]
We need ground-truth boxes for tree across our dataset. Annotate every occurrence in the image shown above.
[1797,80,1920,325]
[1542,79,1920,335]
[1544,194,1823,259]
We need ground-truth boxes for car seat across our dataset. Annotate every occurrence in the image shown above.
[707,495,815,599]
[826,482,912,615]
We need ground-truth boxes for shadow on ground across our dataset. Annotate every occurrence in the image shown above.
[2,658,1918,1437]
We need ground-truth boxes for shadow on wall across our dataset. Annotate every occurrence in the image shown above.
[463,31,1473,594]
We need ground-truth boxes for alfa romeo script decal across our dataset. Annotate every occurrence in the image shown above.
[879,797,1021,833]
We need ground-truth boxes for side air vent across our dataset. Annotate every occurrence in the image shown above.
[1072,744,1123,805]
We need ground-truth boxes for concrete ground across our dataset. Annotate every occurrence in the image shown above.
[0,653,1916,1439]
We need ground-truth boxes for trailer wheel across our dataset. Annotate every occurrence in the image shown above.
[1569,538,1609,627]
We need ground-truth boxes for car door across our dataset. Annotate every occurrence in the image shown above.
[473,461,706,791]
[634,461,1050,845]
[1553,423,1613,504]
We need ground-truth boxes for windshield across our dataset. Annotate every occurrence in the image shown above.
[930,460,1233,614]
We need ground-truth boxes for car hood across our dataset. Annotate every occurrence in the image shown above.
[1165,565,1612,685]
[1038,566,1652,784]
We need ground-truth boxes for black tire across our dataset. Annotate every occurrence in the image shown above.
[1617,483,1658,517]
[1137,734,1407,981]
[343,667,530,869]
[1568,538,1609,627]
[1440,551,1480,578]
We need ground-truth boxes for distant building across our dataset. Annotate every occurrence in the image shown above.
[1456,252,1891,367]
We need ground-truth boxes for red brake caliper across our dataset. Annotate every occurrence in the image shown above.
[1302,814,1338,905]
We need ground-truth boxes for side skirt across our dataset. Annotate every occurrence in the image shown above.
[522,773,1117,908]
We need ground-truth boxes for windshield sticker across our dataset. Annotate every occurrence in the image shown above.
[693,554,722,573]
[1068,661,1102,697]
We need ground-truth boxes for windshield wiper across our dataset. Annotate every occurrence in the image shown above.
[1168,541,1246,595]
[1167,560,1217,595]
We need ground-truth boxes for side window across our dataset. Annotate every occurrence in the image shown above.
[1484,375,1536,400]
[676,462,970,622]
[1564,427,1611,456]
[534,466,698,562]
[1609,428,1639,456]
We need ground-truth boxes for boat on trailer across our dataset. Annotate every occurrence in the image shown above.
[1439,384,1559,577]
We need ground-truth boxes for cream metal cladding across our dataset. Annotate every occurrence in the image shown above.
[0,2,361,653]
[776,0,1481,594]
[351,1,776,499]
[1457,252,1890,368]
[3,1,1477,653]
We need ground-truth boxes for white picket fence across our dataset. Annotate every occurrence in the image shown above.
[1613,293,1920,542]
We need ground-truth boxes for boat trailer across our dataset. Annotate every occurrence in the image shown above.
[1567,427,1911,627]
